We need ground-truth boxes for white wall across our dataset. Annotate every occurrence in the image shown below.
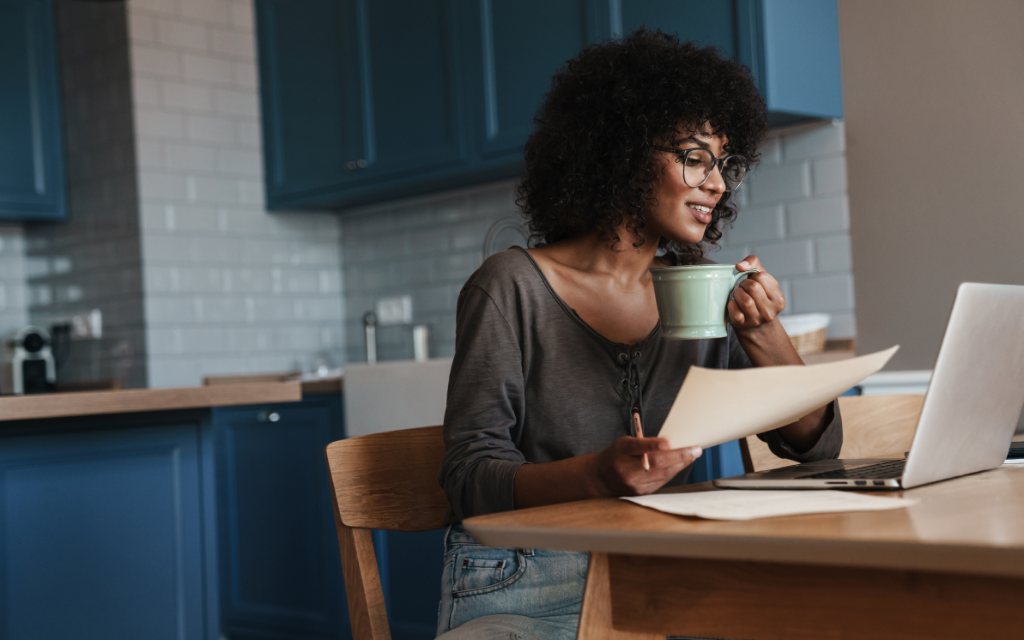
[840,0,1024,369]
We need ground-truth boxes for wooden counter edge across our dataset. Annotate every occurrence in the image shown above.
[0,381,303,422]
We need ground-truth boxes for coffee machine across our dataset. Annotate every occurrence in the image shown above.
[2,326,56,394]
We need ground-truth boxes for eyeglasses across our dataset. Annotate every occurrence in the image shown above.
[653,146,749,191]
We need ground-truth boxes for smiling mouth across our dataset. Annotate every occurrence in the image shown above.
[687,203,713,224]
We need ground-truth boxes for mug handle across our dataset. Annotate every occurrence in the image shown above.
[732,268,760,289]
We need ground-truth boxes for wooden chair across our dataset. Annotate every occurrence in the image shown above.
[325,425,449,640]
[739,394,927,473]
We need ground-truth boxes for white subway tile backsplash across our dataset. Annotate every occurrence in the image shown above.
[828,312,856,338]
[208,27,255,60]
[750,240,814,278]
[786,195,849,237]
[229,0,255,30]
[791,274,854,313]
[746,162,811,205]
[186,114,236,144]
[812,155,848,196]
[213,87,259,117]
[131,45,181,77]
[135,108,186,138]
[215,148,261,176]
[782,122,844,161]
[161,79,214,111]
[229,60,257,88]
[181,52,234,85]
[816,234,853,273]
[724,205,784,244]
[127,11,158,43]
[156,17,209,52]
[132,76,161,106]
[163,143,216,171]
[177,0,233,27]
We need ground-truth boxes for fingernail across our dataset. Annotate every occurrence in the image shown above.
[738,261,748,269]
[691,446,703,457]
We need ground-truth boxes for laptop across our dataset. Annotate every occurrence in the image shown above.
[714,283,1024,491]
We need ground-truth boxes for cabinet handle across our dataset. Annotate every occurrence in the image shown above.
[346,159,368,171]
[257,411,281,423]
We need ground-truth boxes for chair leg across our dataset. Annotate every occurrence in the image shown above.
[577,552,664,640]
[333,508,391,640]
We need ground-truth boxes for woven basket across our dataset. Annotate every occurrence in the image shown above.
[788,326,827,356]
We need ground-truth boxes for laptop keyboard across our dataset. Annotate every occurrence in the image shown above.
[798,459,906,480]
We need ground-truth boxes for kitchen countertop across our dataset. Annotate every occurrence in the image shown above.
[203,372,343,395]
[0,381,302,422]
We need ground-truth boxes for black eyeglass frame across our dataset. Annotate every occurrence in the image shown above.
[652,145,749,191]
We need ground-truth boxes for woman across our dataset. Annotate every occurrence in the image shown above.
[436,29,842,639]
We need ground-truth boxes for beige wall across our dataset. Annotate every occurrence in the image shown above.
[839,0,1024,369]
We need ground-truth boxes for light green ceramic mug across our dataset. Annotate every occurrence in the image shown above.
[650,265,760,339]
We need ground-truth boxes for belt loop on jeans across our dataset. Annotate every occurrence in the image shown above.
[520,548,535,557]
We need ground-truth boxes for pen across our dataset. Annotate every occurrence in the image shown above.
[632,407,650,472]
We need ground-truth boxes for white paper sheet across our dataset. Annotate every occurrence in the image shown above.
[623,490,917,521]
[656,346,899,449]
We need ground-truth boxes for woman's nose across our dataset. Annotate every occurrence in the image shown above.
[701,163,726,194]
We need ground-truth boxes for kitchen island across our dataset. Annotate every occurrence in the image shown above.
[0,380,338,640]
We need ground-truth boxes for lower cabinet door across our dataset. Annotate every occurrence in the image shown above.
[214,395,350,640]
[0,421,209,640]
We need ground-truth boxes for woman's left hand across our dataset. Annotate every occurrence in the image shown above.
[727,255,786,333]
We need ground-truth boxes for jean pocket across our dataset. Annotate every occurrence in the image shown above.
[451,548,526,597]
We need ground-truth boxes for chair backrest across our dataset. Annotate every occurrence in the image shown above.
[740,394,926,473]
[324,425,449,640]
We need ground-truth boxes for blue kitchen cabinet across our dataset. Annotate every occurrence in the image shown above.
[617,0,843,126]
[461,0,598,167]
[256,0,471,210]
[0,0,67,220]
[256,0,842,211]
[687,439,748,484]
[215,392,447,640]
[213,394,351,640]
[0,414,216,640]
[255,0,364,207]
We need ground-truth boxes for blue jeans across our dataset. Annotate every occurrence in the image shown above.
[435,524,590,639]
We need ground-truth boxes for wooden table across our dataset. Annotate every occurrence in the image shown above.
[464,464,1024,639]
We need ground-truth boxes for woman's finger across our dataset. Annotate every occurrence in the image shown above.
[736,255,762,272]
[742,279,776,322]
[727,299,745,325]
[648,446,702,470]
[734,284,760,320]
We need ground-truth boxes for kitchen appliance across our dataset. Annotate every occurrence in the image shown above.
[2,326,57,394]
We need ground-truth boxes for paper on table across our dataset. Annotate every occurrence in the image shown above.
[623,490,918,521]
[657,346,899,449]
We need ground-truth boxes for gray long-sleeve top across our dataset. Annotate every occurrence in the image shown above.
[439,247,843,523]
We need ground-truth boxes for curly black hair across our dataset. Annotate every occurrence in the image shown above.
[517,28,768,264]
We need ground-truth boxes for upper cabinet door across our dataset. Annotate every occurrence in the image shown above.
[256,0,365,207]
[619,0,738,57]
[351,0,467,183]
[0,0,66,221]
[465,0,595,165]
[616,0,843,126]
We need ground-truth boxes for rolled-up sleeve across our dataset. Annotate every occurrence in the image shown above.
[727,328,844,462]
[438,285,527,523]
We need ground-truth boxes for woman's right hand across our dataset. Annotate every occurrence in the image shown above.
[591,437,702,496]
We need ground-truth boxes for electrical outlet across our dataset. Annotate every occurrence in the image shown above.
[375,295,412,326]
[65,309,102,339]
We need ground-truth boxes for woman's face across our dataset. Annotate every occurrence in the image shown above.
[646,126,729,245]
